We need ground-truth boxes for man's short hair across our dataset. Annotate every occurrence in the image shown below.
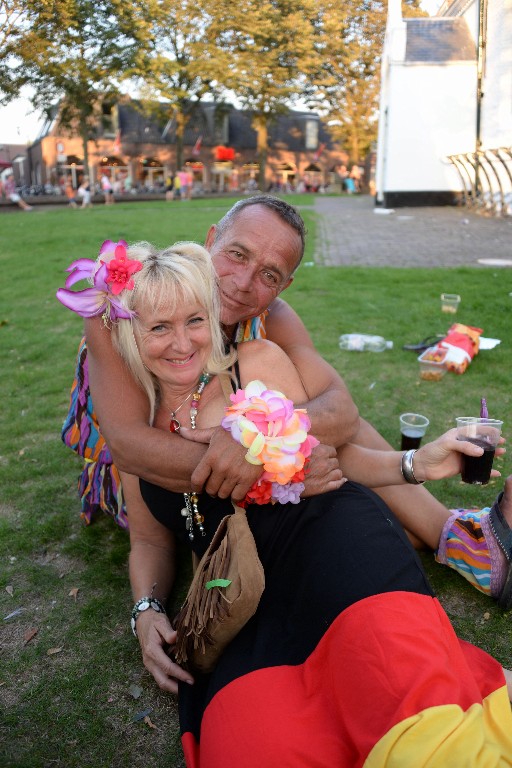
[214,195,307,267]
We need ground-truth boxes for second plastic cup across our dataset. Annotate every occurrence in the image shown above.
[456,416,503,484]
[400,413,430,450]
[441,293,461,313]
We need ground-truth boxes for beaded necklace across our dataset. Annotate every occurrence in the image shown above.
[177,372,211,540]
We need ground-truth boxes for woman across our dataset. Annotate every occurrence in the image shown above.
[57,239,512,767]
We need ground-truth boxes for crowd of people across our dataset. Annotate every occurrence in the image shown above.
[56,196,512,765]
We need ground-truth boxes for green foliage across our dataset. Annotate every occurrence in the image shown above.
[306,0,426,163]
[0,199,510,766]
[126,0,235,169]
[0,0,430,170]
[1,0,137,168]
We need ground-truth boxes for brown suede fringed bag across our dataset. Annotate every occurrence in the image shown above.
[174,373,264,673]
[173,501,265,674]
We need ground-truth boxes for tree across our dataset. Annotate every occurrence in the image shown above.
[209,0,319,186]
[125,0,234,171]
[0,0,29,99]
[5,0,136,173]
[307,0,426,165]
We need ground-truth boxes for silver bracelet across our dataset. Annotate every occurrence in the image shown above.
[131,596,166,637]
[400,449,424,485]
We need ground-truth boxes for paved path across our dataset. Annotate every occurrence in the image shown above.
[314,195,512,268]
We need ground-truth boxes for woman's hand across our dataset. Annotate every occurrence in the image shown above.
[135,609,194,694]
[413,428,506,482]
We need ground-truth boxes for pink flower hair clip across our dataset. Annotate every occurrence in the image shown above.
[56,239,142,325]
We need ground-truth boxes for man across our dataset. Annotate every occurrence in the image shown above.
[78,196,509,605]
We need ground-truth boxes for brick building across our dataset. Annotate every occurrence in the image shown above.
[25,99,348,194]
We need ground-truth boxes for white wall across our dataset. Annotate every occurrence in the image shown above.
[383,63,476,191]
[481,0,512,147]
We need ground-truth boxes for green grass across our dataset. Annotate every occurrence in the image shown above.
[0,197,510,767]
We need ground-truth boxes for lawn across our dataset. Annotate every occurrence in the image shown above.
[0,196,510,767]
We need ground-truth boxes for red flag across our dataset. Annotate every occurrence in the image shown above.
[313,142,326,162]
[192,135,203,157]
[112,130,121,155]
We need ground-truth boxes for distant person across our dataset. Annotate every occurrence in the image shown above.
[338,164,349,192]
[100,173,114,205]
[173,173,182,200]
[77,176,92,208]
[165,174,175,201]
[65,179,78,209]
[4,173,32,211]
[345,176,356,194]
[350,164,362,193]
[178,169,189,200]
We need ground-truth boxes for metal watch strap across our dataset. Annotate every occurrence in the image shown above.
[131,596,166,637]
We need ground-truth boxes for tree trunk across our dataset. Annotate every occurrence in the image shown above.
[350,126,360,166]
[80,122,90,180]
[253,115,268,192]
[175,109,186,171]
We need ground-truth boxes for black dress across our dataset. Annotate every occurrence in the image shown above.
[139,479,511,767]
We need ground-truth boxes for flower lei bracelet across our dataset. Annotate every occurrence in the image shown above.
[56,239,142,325]
[221,380,319,506]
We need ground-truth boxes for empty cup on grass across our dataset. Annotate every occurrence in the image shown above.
[455,416,503,485]
[400,413,430,450]
[441,293,461,314]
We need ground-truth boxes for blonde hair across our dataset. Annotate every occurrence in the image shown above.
[112,241,236,423]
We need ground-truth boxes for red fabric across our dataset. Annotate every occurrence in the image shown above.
[182,592,506,767]
[215,146,235,161]
[443,325,482,359]
[441,323,483,374]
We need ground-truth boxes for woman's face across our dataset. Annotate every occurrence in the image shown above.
[135,298,212,391]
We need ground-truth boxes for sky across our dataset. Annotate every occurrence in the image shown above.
[0,1,443,146]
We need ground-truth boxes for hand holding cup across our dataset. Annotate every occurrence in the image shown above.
[411,428,505,483]
[455,417,504,484]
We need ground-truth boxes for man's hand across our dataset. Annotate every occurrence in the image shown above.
[182,426,263,501]
[135,610,194,694]
[302,444,346,497]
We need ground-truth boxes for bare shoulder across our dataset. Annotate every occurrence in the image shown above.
[266,297,315,351]
[237,340,308,401]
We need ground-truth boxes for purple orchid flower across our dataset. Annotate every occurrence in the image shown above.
[56,257,134,320]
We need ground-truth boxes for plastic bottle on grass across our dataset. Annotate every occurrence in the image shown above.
[339,334,393,352]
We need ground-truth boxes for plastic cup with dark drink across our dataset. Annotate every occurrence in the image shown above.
[456,417,503,485]
[400,413,430,450]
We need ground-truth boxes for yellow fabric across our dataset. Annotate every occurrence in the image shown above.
[364,686,512,767]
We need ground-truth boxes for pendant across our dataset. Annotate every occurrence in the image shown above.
[170,414,180,433]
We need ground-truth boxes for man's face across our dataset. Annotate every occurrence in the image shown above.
[206,205,302,329]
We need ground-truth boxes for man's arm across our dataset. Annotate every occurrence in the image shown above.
[265,298,360,447]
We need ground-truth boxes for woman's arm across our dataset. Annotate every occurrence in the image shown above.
[337,431,505,486]
[123,473,194,693]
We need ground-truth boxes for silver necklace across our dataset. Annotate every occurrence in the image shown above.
[169,390,194,433]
